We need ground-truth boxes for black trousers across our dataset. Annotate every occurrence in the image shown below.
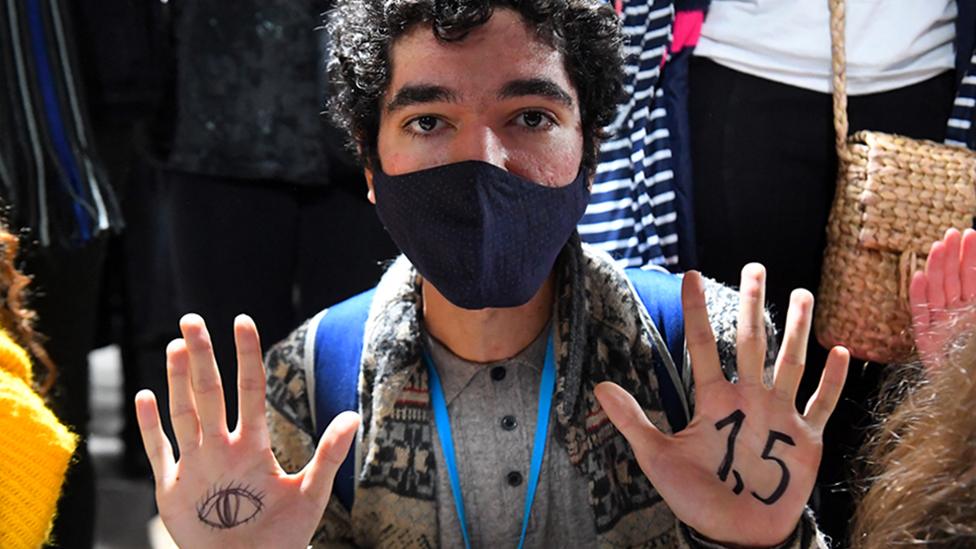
[689,57,955,545]
[28,238,108,549]
[154,169,397,443]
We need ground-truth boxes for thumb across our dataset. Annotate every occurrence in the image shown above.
[300,411,361,504]
[594,382,668,459]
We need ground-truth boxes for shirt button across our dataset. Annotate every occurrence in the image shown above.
[507,471,524,487]
[490,366,507,381]
[500,415,518,431]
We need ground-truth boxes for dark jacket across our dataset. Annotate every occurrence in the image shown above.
[166,0,344,185]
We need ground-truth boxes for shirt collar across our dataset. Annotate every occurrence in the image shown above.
[423,322,551,406]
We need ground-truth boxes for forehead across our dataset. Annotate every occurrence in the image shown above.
[386,9,577,102]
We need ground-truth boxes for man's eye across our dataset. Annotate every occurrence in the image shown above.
[408,116,440,133]
[515,111,553,130]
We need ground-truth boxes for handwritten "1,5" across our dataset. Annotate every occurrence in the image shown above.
[713,409,796,506]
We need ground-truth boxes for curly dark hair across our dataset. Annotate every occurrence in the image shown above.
[324,0,625,175]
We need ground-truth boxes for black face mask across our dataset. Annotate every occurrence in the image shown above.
[373,160,590,310]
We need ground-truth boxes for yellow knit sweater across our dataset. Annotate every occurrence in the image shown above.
[0,330,77,549]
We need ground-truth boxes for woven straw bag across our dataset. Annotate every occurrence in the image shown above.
[814,0,976,363]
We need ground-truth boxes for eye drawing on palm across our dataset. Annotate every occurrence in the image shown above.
[196,482,266,529]
[713,410,796,505]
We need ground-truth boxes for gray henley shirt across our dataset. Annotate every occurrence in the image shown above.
[425,325,599,549]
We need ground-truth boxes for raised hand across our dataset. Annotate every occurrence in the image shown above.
[909,228,976,369]
[135,314,359,549]
[595,266,849,547]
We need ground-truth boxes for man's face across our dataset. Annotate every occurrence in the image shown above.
[366,8,584,193]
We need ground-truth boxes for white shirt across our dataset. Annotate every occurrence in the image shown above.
[694,0,957,95]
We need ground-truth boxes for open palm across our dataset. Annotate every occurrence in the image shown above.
[135,314,359,549]
[596,266,849,547]
[909,228,976,369]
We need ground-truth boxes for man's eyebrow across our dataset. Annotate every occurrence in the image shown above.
[498,78,574,108]
[385,84,460,113]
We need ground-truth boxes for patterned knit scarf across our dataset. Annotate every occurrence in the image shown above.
[349,234,749,547]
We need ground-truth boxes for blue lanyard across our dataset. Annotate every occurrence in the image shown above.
[424,332,557,549]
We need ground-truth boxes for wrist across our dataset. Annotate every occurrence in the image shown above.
[682,521,799,549]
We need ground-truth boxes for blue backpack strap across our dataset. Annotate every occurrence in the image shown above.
[624,268,690,432]
[312,288,376,510]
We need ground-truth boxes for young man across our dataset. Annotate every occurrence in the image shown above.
[133,0,850,547]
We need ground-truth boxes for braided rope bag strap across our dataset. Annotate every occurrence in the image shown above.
[815,0,976,363]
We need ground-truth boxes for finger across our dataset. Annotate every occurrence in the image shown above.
[180,314,229,439]
[909,270,930,331]
[167,338,201,452]
[803,346,850,433]
[961,228,976,302]
[926,241,947,323]
[235,314,268,439]
[772,289,814,403]
[594,382,668,459]
[942,228,962,307]
[682,271,724,388]
[300,411,361,505]
[135,389,175,483]
[735,264,767,385]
